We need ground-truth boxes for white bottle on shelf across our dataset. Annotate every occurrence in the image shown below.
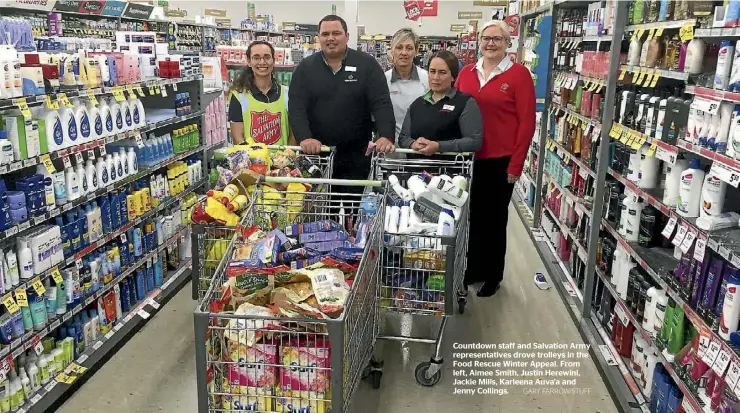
[662,159,689,207]
[65,166,80,201]
[17,240,32,281]
[5,249,19,287]
[76,160,88,196]
[700,174,727,217]
[106,154,116,183]
[127,147,138,174]
[96,156,109,188]
[113,151,124,180]
[653,292,669,337]
[720,273,740,340]
[677,159,705,218]
[86,158,98,192]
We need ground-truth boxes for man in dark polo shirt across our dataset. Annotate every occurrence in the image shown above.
[288,15,396,186]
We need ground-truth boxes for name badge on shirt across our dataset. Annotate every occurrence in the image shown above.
[345,66,357,72]
[442,104,455,111]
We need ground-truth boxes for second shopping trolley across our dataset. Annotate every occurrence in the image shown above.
[192,145,335,300]
[194,177,384,413]
[370,149,474,387]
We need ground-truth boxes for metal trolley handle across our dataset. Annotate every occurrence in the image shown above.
[391,148,473,156]
[266,144,335,153]
[261,176,385,187]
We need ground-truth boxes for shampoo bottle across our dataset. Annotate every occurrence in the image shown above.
[677,159,705,218]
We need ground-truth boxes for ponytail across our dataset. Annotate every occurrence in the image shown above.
[232,66,255,93]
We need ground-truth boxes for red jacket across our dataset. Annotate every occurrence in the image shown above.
[455,62,536,176]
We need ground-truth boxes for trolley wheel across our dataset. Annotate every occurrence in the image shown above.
[371,371,383,389]
[415,360,442,387]
[458,296,467,314]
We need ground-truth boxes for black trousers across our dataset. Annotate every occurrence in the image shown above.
[464,156,515,286]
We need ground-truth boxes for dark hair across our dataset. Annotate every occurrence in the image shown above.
[232,40,275,93]
[430,50,460,79]
[318,14,348,33]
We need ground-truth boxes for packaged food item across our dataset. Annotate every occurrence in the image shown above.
[246,143,272,175]
[299,230,349,243]
[303,240,352,253]
[226,149,252,176]
[276,338,330,413]
[224,302,280,347]
[272,287,328,319]
[222,270,272,307]
[270,148,296,169]
[214,166,234,191]
[285,220,342,236]
[308,268,350,317]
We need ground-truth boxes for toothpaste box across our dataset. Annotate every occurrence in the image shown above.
[299,230,349,244]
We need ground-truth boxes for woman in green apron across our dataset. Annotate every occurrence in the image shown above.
[228,40,295,146]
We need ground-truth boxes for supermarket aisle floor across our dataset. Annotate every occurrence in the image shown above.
[57,204,618,413]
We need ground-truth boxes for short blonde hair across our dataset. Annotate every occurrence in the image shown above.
[389,28,420,64]
[480,20,511,43]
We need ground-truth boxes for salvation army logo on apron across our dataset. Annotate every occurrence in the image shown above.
[249,110,283,145]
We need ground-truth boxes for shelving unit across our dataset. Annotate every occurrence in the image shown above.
[0,1,227,411]
[517,0,740,412]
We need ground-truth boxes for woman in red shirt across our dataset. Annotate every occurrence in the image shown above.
[455,20,536,297]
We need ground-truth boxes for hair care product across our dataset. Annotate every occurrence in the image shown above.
[685,38,706,74]
[700,174,727,217]
[677,159,705,217]
[716,41,736,90]
[638,144,660,188]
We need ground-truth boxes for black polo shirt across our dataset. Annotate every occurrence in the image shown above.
[227,78,282,122]
[288,48,395,153]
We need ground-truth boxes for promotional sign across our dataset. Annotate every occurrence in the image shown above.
[204,8,226,17]
[215,18,231,27]
[505,14,520,36]
[404,0,422,21]
[52,0,83,12]
[102,0,126,16]
[458,11,483,19]
[282,21,297,31]
[450,24,467,32]
[420,0,437,16]
[247,2,255,19]
[3,0,56,11]
[122,2,154,19]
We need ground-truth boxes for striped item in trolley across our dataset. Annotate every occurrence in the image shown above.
[369,148,474,388]
[191,145,335,301]
[193,177,384,413]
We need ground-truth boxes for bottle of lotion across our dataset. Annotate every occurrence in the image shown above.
[677,158,705,217]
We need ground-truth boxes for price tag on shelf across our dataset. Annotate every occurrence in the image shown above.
[85,89,98,105]
[86,149,95,160]
[720,245,732,260]
[704,339,722,366]
[14,289,27,307]
[112,87,126,102]
[713,348,732,376]
[31,278,45,296]
[694,233,708,262]
[134,134,144,148]
[655,24,665,38]
[618,68,627,81]
[50,267,63,284]
[646,28,656,41]
[99,145,107,156]
[609,123,622,139]
[655,145,678,165]
[620,130,631,144]
[698,335,711,358]
[148,85,155,95]
[74,152,84,164]
[614,303,630,326]
[680,228,698,254]
[126,85,136,100]
[58,93,73,108]
[44,95,59,110]
[12,97,32,119]
[650,74,661,88]
[62,156,72,170]
[642,71,654,87]
[680,23,695,42]
[645,142,657,157]
[709,162,740,187]
[727,360,740,389]
[135,85,145,97]
[633,69,644,85]
[172,82,178,91]
[55,373,76,384]
[631,134,646,150]
[732,252,740,269]
[40,154,55,174]
[661,215,678,239]
[67,362,88,375]
[138,309,151,319]
[672,223,689,246]
[2,294,19,314]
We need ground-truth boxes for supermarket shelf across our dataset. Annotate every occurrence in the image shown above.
[626,19,696,32]
[521,3,552,18]
[512,190,643,413]
[677,139,740,176]
[695,27,740,38]
[611,122,681,161]
[555,70,608,88]
[594,267,705,413]
[542,204,589,266]
[24,258,193,413]
[0,176,205,317]
[583,35,612,42]
[552,102,602,128]
[204,87,223,95]
[548,138,596,178]
[543,170,592,218]
[0,143,209,248]
[0,109,205,176]
[685,85,740,104]
[600,219,740,392]
[0,74,204,112]
[620,65,689,81]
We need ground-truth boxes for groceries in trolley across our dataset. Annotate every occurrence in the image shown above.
[384,172,469,239]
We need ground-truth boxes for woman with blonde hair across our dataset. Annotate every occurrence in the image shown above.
[384,28,428,151]
[455,20,536,297]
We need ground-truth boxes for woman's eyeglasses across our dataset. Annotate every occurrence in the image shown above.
[250,55,274,63]
[480,36,505,44]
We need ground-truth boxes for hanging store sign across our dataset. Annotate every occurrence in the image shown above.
[122,2,154,19]
[101,0,126,16]
[79,0,105,14]
[450,24,467,32]
[52,0,83,12]
[420,0,437,16]
[2,0,57,11]
[204,8,226,17]
[458,11,483,19]
[215,18,231,27]
[52,0,108,14]
[282,21,296,31]
[247,2,255,19]
[164,8,186,17]
[403,0,422,21]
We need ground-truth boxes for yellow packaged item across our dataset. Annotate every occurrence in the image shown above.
[284,183,306,223]
[205,197,239,226]
[228,194,250,212]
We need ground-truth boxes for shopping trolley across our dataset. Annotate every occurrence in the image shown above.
[369,148,474,387]
[191,146,335,300]
[193,176,384,413]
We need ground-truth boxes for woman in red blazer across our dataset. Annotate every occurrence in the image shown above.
[455,20,536,297]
